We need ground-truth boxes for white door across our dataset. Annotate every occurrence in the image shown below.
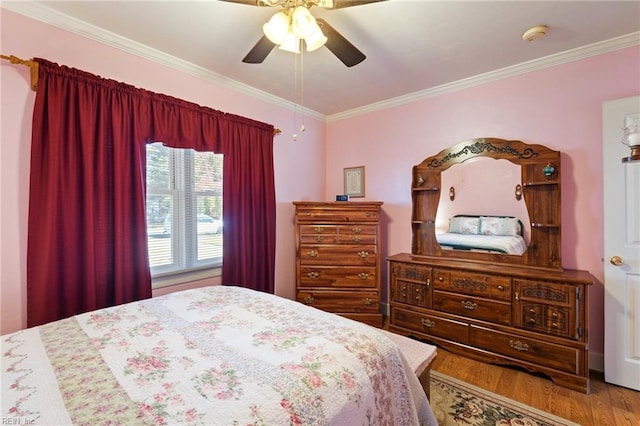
[603,95,640,390]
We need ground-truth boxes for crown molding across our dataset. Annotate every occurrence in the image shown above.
[328,31,640,122]
[3,2,637,124]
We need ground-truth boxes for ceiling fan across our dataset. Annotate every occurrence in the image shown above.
[220,0,386,67]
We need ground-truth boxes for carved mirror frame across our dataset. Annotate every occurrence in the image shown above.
[411,138,562,270]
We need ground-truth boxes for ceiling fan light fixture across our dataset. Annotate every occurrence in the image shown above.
[292,6,317,38]
[304,26,327,51]
[278,31,300,53]
[263,11,290,44]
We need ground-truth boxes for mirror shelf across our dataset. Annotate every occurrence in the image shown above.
[411,138,562,270]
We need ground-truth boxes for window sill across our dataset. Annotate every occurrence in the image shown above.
[152,266,222,290]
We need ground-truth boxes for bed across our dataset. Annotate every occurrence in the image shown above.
[2,285,437,425]
[436,214,527,255]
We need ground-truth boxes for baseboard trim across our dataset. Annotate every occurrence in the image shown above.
[590,351,604,373]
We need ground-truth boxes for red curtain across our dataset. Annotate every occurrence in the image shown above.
[27,59,276,327]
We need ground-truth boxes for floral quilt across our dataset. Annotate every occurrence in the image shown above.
[2,285,436,425]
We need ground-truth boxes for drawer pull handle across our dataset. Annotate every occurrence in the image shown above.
[315,235,324,243]
[307,250,318,258]
[426,279,431,288]
[307,272,319,279]
[438,276,444,282]
[352,236,362,242]
[352,227,362,234]
[528,318,536,324]
[515,291,520,302]
[358,273,369,280]
[551,312,558,318]
[509,340,530,352]
[358,251,369,259]
[362,298,373,306]
[461,301,478,310]
[314,227,324,233]
[421,319,435,328]
[401,293,407,297]
[304,296,315,304]
[552,322,558,328]
[497,285,505,291]
[529,308,535,313]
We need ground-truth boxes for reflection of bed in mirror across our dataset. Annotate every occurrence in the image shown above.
[436,155,532,257]
[388,138,595,393]
[436,215,527,255]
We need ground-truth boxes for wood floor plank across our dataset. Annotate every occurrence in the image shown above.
[429,349,640,426]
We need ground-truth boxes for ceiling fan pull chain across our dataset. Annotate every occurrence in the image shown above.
[299,47,305,133]
[293,45,306,141]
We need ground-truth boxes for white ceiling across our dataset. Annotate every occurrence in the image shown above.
[4,1,640,117]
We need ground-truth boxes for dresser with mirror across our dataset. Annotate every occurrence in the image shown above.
[388,138,594,393]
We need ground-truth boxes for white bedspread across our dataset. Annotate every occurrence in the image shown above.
[2,285,437,425]
[437,232,527,255]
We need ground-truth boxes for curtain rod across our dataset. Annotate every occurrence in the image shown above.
[1,54,38,91]
[1,54,281,135]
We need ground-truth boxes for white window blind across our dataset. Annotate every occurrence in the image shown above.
[146,143,223,278]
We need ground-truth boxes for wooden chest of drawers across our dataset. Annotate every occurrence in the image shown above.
[294,202,383,327]
[388,253,593,393]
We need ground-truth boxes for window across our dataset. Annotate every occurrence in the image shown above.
[146,143,223,281]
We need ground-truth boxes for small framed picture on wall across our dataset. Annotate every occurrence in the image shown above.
[344,166,365,198]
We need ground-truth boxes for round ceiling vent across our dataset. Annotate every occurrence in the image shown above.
[522,25,549,42]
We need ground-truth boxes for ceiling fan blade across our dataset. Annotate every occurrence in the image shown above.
[331,0,386,9]
[242,35,276,63]
[317,18,366,67]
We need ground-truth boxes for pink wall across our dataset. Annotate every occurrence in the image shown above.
[2,8,639,364]
[326,46,640,359]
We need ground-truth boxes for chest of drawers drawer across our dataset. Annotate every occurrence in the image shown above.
[299,266,377,288]
[297,290,379,314]
[299,233,339,245]
[299,225,377,245]
[296,209,380,223]
[299,245,377,266]
[299,225,338,235]
[433,291,511,325]
[335,233,377,245]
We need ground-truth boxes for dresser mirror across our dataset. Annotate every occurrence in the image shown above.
[411,138,562,270]
[437,156,532,251]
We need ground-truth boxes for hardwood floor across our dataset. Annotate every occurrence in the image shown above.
[429,349,640,425]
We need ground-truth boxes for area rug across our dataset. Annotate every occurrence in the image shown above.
[429,370,580,426]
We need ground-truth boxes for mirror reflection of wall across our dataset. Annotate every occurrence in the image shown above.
[437,157,531,249]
